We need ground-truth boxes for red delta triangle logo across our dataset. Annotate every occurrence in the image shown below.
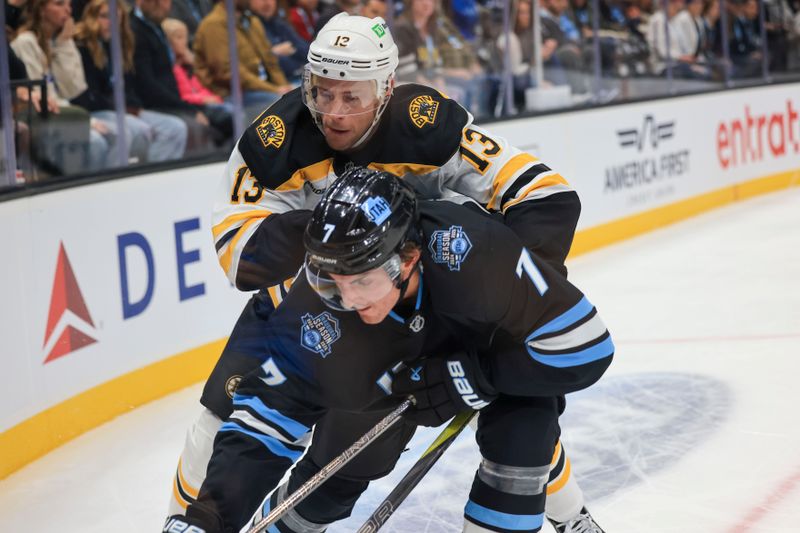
[42,242,98,363]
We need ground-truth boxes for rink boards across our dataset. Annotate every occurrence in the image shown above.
[1,82,798,478]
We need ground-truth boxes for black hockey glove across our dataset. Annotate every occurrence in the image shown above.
[393,350,497,427]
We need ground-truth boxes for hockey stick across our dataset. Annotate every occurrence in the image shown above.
[355,410,478,533]
[246,398,414,533]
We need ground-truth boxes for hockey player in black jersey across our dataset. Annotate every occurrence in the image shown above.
[168,168,613,533]
[170,11,601,533]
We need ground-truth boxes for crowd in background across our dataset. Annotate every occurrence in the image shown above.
[3,0,800,182]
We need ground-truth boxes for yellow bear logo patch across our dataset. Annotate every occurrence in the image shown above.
[409,95,439,128]
[256,115,286,149]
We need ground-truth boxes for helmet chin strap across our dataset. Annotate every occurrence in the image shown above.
[394,260,420,306]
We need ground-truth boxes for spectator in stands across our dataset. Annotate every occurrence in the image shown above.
[5,0,29,30]
[393,0,486,115]
[250,0,309,83]
[11,0,112,173]
[315,0,361,34]
[130,0,215,157]
[714,0,762,77]
[168,0,212,42]
[360,0,387,18]
[288,0,320,41]
[761,0,794,72]
[647,0,712,78]
[71,0,188,163]
[3,45,34,178]
[674,0,717,70]
[700,0,720,66]
[661,0,714,78]
[540,0,590,93]
[495,0,551,108]
[443,0,480,41]
[193,0,292,122]
[162,17,234,145]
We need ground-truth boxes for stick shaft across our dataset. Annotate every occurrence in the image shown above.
[246,399,413,533]
[356,411,477,533]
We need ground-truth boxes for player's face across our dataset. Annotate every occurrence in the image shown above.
[329,269,400,324]
[308,77,381,151]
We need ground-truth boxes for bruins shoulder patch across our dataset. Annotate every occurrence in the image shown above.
[409,95,440,128]
[256,115,286,149]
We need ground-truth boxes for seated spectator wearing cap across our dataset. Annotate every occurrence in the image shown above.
[162,17,234,146]
[249,0,309,83]
[130,0,217,157]
[192,0,292,122]
[72,0,189,164]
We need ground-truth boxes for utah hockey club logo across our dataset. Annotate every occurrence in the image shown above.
[360,196,392,224]
[429,225,473,271]
[300,312,341,358]
[409,95,439,128]
[42,242,97,364]
[256,115,286,149]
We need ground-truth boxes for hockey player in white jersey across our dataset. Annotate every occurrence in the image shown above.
[169,11,604,533]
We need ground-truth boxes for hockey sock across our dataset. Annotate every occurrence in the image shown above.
[543,440,584,523]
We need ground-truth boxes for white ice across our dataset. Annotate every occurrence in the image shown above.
[1,188,799,532]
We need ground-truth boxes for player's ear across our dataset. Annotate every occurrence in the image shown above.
[401,247,421,271]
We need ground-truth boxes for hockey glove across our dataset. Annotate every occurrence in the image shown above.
[392,350,497,427]
[163,515,207,533]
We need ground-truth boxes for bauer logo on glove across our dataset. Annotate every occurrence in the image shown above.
[392,350,497,427]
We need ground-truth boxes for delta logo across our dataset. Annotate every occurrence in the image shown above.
[42,242,98,364]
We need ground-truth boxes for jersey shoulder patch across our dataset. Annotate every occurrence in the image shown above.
[238,88,332,190]
[375,84,469,168]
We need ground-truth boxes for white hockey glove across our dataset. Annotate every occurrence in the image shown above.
[393,350,497,427]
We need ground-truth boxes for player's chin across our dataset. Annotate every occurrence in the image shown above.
[356,307,386,325]
[323,128,354,150]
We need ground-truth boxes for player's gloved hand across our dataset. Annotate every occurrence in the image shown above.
[392,350,497,427]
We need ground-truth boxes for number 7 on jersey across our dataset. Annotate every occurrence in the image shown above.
[516,248,549,296]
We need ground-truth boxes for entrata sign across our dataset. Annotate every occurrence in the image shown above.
[42,243,98,364]
[716,100,800,170]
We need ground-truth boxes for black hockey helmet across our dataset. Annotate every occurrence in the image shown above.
[304,166,419,277]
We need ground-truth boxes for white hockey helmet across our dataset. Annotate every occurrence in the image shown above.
[303,13,399,148]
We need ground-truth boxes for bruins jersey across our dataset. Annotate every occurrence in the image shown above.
[194,200,612,530]
[211,84,579,294]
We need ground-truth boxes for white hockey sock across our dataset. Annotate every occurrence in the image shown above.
[168,408,223,515]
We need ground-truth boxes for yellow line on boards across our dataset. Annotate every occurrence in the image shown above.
[0,339,225,480]
[570,168,800,258]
